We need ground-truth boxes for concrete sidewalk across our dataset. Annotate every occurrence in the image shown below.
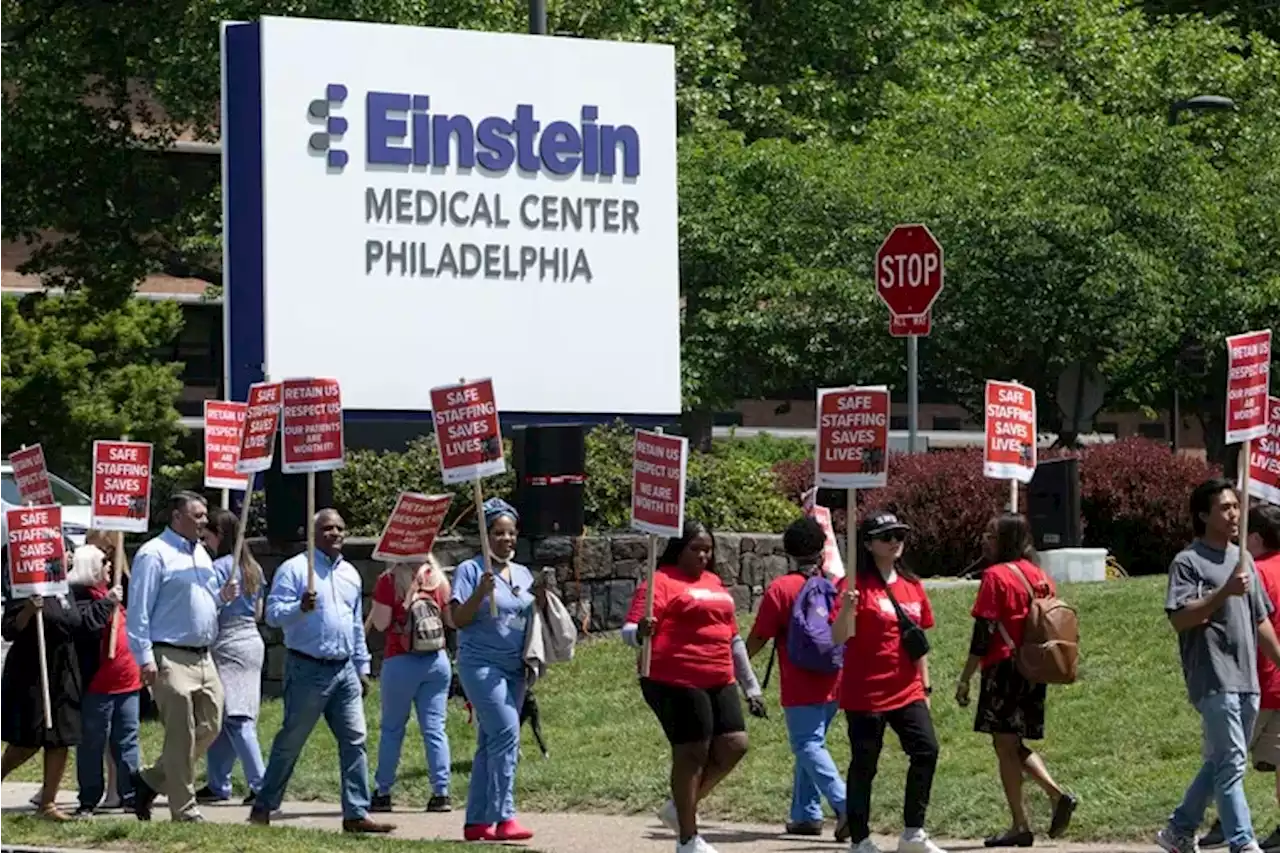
[2,782,1152,853]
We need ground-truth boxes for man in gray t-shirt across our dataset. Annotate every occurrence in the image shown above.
[1159,480,1280,853]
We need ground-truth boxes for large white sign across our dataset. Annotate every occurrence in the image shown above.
[223,17,680,415]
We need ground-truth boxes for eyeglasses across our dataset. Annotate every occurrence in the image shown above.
[872,531,907,543]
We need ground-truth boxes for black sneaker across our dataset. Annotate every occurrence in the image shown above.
[242,791,257,807]
[425,794,452,813]
[834,812,851,843]
[1260,825,1280,851]
[131,772,157,822]
[370,792,393,813]
[1049,792,1079,839]
[1201,819,1227,849]
[195,785,229,805]
[784,820,824,836]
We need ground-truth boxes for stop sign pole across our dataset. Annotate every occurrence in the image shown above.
[875,224,945,453]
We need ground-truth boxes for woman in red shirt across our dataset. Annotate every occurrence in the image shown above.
[368,556,453,814]
[955,514,1077,848]
[832,513,945,853]
[623,521,764,853]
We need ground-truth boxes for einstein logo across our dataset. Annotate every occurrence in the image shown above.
[307,83,349,170]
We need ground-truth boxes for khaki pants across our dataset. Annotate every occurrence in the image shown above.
[141,646,224,819]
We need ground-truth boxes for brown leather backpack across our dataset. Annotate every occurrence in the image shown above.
[996,562,1079,685]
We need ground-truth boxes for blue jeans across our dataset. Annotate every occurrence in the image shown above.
[375,651,452,797]
[1170,691,1259,851]
[784,701,848,823]
[206,714,266,798]
[457,662,524,826]
[257,655,371,820]
[76,691,141,808]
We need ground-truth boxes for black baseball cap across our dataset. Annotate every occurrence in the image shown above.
[860,512,911,539]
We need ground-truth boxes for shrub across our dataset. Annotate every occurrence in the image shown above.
[1078,438,1216,576]
[773,450,1011,578]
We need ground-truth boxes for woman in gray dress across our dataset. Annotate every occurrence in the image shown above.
[196,508,267,805]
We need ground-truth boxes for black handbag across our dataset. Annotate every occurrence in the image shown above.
[883,580,931,661]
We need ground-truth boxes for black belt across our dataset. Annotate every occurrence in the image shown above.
[289,649,349,665]
[154,642,210,655]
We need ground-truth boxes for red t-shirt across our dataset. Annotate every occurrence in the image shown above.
[626,566,738,689]
[749,573,840,707]
[1256,552,1280,710]
[837,571,934,713]
[972,559,1056,670]
[88,586,142,695]
[373,571,450,660]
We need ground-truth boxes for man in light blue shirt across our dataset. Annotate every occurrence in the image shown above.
[249,509,393,834]
[127,491,232,822]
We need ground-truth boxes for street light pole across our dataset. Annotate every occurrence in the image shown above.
[1165,94,1236,454]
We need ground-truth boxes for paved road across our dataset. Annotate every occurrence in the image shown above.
[2,782,1154,853]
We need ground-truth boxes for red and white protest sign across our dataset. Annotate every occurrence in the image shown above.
[238,381,283,474]
[1226,330,1273,445]
[90,440,154,533]
[204,400,247,489]
[1250,396,1280,507]
[984,380,1037,484]
[281,378,345,474]
[815,386,890,490]
[802,488,846,581]
[8,444,54,506]
[5,506,68,598]
[631,430,688,538]
[430,378,505,485]
[372,492,454,563]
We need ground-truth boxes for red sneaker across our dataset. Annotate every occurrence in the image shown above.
[463,823,497,841]
[494,819,534,841]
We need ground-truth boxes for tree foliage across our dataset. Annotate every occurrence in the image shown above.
[2,0,1278,469]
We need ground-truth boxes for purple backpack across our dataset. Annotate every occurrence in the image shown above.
[786,574,844,673]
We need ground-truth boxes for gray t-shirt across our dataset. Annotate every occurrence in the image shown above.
[1166,539,1273,704]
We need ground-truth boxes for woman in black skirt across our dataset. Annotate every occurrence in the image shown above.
[1,585,119,820]
[955,514,1077,847]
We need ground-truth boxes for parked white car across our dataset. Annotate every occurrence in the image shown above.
[0,462,93,548]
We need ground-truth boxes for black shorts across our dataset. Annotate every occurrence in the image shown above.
[640,678,746,745]
[975,658,1047,740]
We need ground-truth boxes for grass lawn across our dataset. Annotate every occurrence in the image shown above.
[11,576,1238,842]
[0,814,521,852]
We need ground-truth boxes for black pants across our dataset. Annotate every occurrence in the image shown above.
[846,700,940,842]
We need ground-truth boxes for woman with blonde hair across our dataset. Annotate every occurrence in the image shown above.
[196,507,267,805]
[369,555,454,813]
[67,534,142,816]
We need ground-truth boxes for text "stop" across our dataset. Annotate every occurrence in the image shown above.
[879,252,940,288]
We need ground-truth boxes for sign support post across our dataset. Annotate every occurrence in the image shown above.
[35,606,53,729]
[1010,479,1019,514]
[474,477,499,618]
[846,489,858,567]
[908,336,919,453]
[306,472,316,595]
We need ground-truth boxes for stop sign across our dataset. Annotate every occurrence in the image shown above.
[876,224,944,317]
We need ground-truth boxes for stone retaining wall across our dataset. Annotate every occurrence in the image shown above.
[132,532,791,697]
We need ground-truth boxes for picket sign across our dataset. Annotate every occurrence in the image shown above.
[106,434,133,659]
[630,427,688,678]
[430,378,506,618]
[1227,331,1273,560]
[983,380,1037,513]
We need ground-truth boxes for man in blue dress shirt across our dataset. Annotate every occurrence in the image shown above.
[127,491,230,822]
[249,509,394,834]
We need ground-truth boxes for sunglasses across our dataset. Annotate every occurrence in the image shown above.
[872,531,907,543]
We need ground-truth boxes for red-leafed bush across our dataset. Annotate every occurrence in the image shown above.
[772,438,1219,578]
[773,449,1013,578]
[1077,438,1217,576]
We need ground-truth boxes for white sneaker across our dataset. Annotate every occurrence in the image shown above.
[1238,843,1264,853]
[898,828,947,853]
[675,836,719,853]
[852,838,884,853]
[102,792,122,810]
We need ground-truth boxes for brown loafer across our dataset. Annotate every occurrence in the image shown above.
[343,817,395,834]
